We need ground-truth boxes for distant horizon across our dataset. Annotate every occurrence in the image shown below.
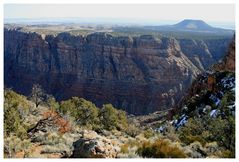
[4,17,235,30]
[4,4,235,29]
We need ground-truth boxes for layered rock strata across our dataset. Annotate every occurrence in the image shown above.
[4,28,231,114]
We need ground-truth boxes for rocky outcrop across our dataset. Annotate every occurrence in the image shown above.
[71,130,120,158]
[4,28,231,114]
[213,35,235,72]
[168,37,235,121]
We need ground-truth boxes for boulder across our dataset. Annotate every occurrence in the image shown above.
[71,132,120,158]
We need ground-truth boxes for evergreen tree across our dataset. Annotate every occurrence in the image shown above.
[100,104,118,130]
[46,95,59,111]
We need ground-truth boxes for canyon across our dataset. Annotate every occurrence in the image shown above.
[4,24,233,115]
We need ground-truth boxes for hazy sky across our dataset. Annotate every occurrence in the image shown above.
[4,4,235,23]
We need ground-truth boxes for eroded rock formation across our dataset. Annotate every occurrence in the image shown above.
[213,35,235,72]
[4,28,232,114]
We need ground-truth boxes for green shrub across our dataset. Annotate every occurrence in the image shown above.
[59,100,75,115]
[4,89,30,139]
[99,104,118,131]
[4,135,32,158]
[125,124,141,137]
[120,144,129,154]
[162,123,179,142]
[137,139,186,158]
[45,95,59,111]
[99,104,128,131]
[42,133,64,145]
[4,105,22,136]
[143,128,155,139]
[16,125,28,140]
[59,97,100,129]
[178,118,206,146]
[59,99,129,132]
[116,110,128,131]
[178,114,235,157]
[220,150,234,158]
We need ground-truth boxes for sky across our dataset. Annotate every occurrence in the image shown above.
[4,4,235,28]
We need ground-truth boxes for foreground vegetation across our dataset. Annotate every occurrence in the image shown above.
[4,71,235,158]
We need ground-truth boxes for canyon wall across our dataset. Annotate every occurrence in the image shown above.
[4,28,231,114]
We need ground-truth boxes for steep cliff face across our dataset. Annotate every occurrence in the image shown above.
[169,36,235,119]
[178,39,230,70]
[213,35,235,72]
[223,38,235,71]
[4,28,231,114]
